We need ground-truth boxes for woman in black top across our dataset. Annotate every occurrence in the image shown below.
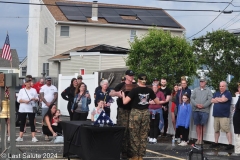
[233,84,240,134]
[61,78,78,121]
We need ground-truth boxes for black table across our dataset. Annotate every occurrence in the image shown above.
[61,121,125,160]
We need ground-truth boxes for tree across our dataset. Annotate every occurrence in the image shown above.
[193,30,240,94]
[126,28,198,86]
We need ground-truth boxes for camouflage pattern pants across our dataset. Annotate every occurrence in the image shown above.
[129,108,150,157]
[117,108,131,154]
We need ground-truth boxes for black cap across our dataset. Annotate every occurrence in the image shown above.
[25,77,32,83]
[46,76,52,81]
[153,78,159,81]
[121,76,126,81]
[77,75,83,79]
[138,73,147,83]
[125,70,134,76]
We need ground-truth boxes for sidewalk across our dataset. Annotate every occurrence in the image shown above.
[0,115,239,160]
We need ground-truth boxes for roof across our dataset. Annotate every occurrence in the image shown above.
[48,44,129,61]
[42,0,184,29]
[0,49,20,68]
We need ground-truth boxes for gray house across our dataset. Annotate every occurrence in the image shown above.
[0,49,20,74]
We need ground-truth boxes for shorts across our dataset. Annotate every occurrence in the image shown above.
[171,102,176,113]
[42,108,49,119]
[193,111,209,125]
[214,117,230,133]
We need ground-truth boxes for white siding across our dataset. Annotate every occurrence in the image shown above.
[60,54,128,75]
[100,55,128,70]
[61,56,99,75]
[38,4,56,77]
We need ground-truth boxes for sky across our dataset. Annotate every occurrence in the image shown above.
[0,0,240,61]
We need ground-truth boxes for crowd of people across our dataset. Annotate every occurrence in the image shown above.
[108,70,238,160]
[11,70,240,159]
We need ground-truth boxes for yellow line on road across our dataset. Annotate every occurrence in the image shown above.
[146,149,185,160]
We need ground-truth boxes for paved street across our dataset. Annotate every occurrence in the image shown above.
[0,115,239,160]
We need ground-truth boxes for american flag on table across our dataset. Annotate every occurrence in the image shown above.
[94,110,114,126]
[1,34,12,61]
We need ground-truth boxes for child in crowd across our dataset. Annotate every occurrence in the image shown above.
[176,94,192,146]
[91,99,104,121]
[52,109,61,126]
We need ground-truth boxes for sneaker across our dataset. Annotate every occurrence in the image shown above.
[7,137,10,142]
[149,138,153,143]
[181,141,188,146]
[32,137,38,142]
[178,141,187,146]
[152,138,157,144]
[199,140,204,145]
[209,143,219,148]
[225,144,234,150]
[177,138,181,144]
[195,140,199,144]
[16,137,23,142]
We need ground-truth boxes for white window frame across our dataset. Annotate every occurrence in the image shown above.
[130,30,137,42]
[43,63,49,76]
[60,26,70,37]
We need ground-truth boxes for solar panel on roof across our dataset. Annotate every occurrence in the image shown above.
[124,19,145,25]
[115,9,136,16]
[105,17,126,24]
[56,2,182,28]
[156,17,180,28]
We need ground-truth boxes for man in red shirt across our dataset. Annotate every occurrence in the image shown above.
[33,79,44,94]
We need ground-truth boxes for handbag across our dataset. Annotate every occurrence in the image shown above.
[52,133,64,144]
[24,88,37,113]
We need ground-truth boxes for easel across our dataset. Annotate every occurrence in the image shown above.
[0,73,26,160]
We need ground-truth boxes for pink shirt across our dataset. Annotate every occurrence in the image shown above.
[149,91,166,109]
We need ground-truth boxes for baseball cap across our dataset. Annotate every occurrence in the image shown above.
[199,77,206,82]
[46,77,52,81]
[121,76,126,81]
[25,77,32,83]
[77,75,83,79]
[153,78,159,81]
[138,73,147,83]
[125,70,134,76]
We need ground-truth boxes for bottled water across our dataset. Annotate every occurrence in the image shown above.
[172,137,175,146]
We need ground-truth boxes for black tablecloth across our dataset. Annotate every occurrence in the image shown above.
[61,121,125,160]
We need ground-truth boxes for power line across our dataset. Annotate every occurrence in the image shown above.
[157,0,230,4]
[0,0,237,12]
[218,12,240,29]
[157,0,240,7]
[187,0,234,39]
[224,18,240,29]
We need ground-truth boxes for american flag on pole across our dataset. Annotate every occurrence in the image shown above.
[1,34,12,61]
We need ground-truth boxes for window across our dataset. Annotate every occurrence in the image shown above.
[60,26,70,37]
[43,63,49,76]
[44,28,48,44]
[22,67,27,77]
[130,30,136,42]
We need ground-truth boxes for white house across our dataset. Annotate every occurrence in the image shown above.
[27,0,185,77]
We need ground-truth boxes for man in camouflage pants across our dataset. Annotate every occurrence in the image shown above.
[110,70,135,159]
[122,73,161,160]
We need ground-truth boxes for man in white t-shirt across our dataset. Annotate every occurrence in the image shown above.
[40,77,58,119]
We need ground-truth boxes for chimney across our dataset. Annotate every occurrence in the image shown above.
[91,1,98,21]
